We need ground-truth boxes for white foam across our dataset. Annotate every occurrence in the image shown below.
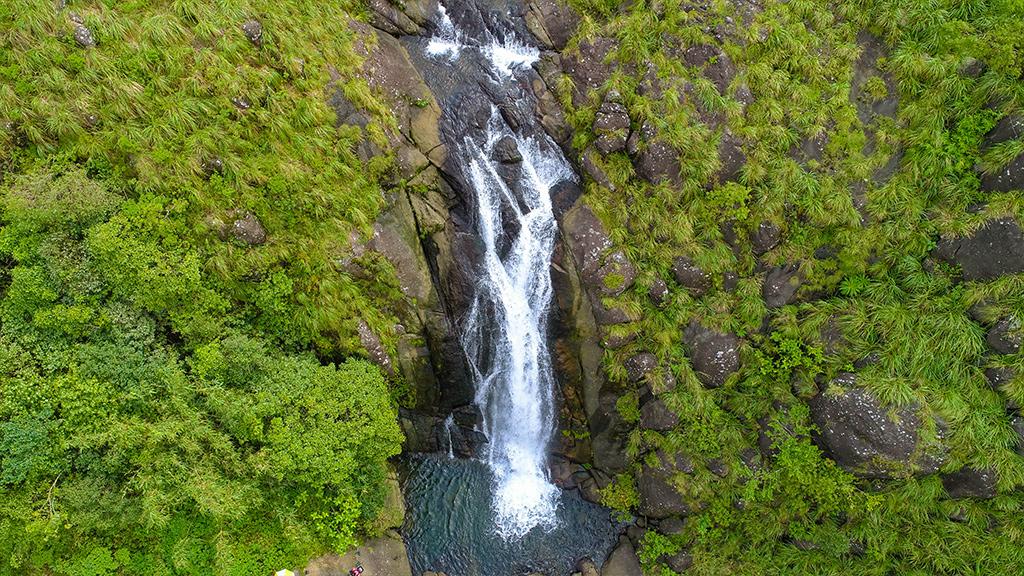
[425,3,538,80]
[425,4,463,60]
[461,109,576,539]
[427,1,573,541]
[483,36,539,77]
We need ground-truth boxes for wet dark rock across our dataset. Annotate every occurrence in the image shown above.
[637,451,692,519]
[1012,416,1024,457]
[707,458,728,478]
[525,0,580,50]
[601,329,637,350]
[492,135,523,164]
[563,204,637,325]
[578,476,602,504]
[640,396,679,431]
[366,0,419,35]
[758,404,800,460]
[933,218,1024,280]
[762,263,802,308]
[562,37,616,107]
[979,115,1024,193]
[984,366,1015,389]
[740,448,762,472]
[581,148,614,191]
[671,257,711,297]
[983,114,1024,146]
[329,90,372,129]
[595,132,627,156]
[532,72,571,146]
[549,456,580,489]
[851,32,899,125]
[819,318,846,355]
[791,130,829,165]
[625,524,646,545]
[987,316,1021,354]
[633,124,682,186]
[73,23,94,48]
[603,536,642,576]
[680,43,736,95]
[751,221,781,255]
[441,420,488,459]
[657,516,686,535]
[941,467,997,499]
[625,352,658,383]
[808,373,945,478]
[593,99,630,155]
[399,409,442,452]
[550,179,582,218]
[589,390,632,472]
[626,127,642,157]
[241,19,263,47]
[596,251,638,297]
[723,271,739,292]
[232,212,267,245]
[682,321,741,388]
[665,551,693,573]
[814,245,837,260]
[715,129,746,183]
[648,278,669,305]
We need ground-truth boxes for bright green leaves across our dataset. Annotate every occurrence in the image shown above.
[0,167,403,573]
[0,414,59,485]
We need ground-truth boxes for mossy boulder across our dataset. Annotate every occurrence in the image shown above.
[934,218,1024,281]
[808,374,946,479]
[637,450,693,518]
[682,321,741,389]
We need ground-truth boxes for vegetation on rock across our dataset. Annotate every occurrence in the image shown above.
[565,0,1024,573]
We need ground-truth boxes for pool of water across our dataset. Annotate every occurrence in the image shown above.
[401,454,623,576]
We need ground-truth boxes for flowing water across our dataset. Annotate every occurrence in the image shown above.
[401,3,622,573]
[423,1,572,539]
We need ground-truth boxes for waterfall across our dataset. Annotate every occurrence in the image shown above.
[444,413,456,459]
[424,4,576,540]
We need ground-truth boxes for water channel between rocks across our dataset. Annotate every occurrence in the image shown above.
[398,1,623,574]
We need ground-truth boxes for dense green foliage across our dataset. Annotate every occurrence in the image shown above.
[0,164,403,575]
[0,1,406,573]
[564,0,1024,573]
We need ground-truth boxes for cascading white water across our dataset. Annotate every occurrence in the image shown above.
[424,6,575,539]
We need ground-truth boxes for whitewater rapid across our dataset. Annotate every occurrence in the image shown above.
[424,3,575,539]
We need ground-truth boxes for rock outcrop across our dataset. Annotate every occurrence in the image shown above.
[682,321,741,388]
[559,202,640,472]
[941,467,998,499]
[672,257,712,298]
[808,374,945,478]
[640,394,680,432]
[525,0,580,50]
[762,263,802,308]
[934,218,1024,281]
[979,115,1024,193]
[637,450,692,518]
[603,536,643,576]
